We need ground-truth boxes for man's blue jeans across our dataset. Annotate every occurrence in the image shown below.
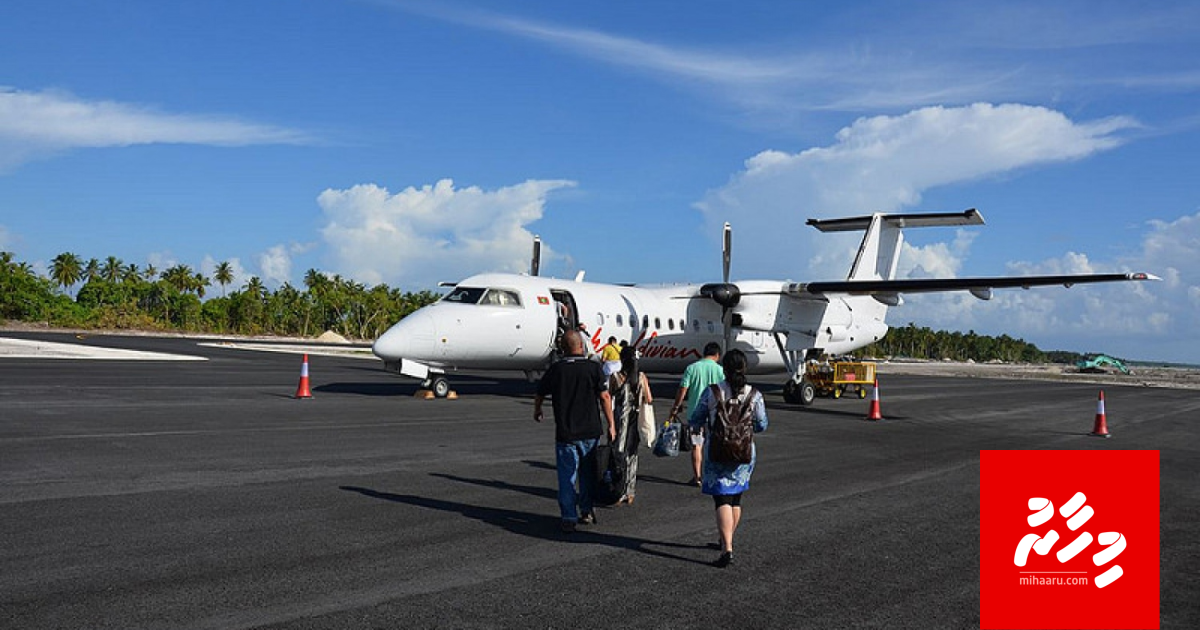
[555,437,599,522]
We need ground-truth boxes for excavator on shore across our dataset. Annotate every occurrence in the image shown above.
[1075,354,1131,375]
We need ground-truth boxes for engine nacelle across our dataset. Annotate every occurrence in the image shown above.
[699,283,741,309]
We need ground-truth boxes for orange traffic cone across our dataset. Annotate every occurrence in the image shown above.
[866,377,882,421]
[1089,390,1109,437]
[295,354,313,399]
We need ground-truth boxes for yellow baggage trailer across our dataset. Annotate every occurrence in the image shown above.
[804,359,877,399]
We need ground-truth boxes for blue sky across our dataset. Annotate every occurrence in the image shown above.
[1,0,1198,363]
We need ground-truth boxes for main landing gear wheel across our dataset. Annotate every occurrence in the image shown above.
[783,379,816,406]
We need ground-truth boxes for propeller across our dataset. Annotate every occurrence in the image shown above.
[698,222,739,354]
[530,235,541,276]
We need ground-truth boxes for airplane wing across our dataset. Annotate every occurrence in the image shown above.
[790,272,1159,301]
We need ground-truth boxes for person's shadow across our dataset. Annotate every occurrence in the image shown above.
[340,480,711,565]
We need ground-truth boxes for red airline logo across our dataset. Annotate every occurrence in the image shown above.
[980,450,1159,629]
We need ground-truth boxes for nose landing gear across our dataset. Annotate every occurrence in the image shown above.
[422,375,452,398]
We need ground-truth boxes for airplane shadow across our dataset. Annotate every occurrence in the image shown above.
[315,374,538,398]
[339,485,711,565]
[313,382,411,396]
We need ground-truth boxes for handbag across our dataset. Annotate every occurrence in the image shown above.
[638,402,657,447]
[653,420,681,457]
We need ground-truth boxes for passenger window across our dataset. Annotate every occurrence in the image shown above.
[616,314,623,327]
[642,315,648,329]
[597,313,605,326]
[654,317,661,329]
[692,319,700,332]
[668,319,675,331]
[707,321,715,333]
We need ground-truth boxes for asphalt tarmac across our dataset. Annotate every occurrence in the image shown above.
[1,333,1196,629]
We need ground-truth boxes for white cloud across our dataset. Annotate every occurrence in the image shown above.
[0,224,11,251]
[697,103,1137,280]
[897,229,978,279]
[145,251,179,274]
[0,87,309,171]
[855,212,1200,362]
[257,245,294,287]
[318,178,575,289]
[693,102,1200,360]
[391,4,1200,117]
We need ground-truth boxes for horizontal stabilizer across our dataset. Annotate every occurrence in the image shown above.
[807,209,984,233]
[794,272,1159,297]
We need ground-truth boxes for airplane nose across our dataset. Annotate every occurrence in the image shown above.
[372,311,438,361]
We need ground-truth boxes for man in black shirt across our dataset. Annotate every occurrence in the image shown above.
[535,330,616,533]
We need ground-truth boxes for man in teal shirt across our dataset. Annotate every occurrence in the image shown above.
[670,342,724,486]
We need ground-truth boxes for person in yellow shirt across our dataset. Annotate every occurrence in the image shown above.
[600,336,622,377]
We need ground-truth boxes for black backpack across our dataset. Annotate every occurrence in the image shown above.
[707,384,756,465]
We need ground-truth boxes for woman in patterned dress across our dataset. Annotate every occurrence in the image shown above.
[608,345,651,505]
[688,349,768,567]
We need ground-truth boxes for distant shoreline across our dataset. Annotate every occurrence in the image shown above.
[878,358,1200,390]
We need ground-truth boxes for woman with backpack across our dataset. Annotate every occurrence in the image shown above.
[608,345,652,505]
[688,349,769,567]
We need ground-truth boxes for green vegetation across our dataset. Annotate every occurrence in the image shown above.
[851,322,1109,364]
[1,251,438,340]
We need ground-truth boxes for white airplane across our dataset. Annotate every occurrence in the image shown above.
[371,209,1157,402]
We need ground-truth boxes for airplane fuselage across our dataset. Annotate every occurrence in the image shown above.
[371,272,889,378]
[371,209,1157,396]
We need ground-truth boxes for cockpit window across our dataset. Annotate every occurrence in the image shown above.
[480,288,522,307]
[443,287,486,304]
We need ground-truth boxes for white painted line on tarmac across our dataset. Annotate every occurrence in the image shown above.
[0,337,207,361]
[197,341,376,359]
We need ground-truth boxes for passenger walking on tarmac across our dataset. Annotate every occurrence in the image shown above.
[608,345,652,505]
[534,330,616,533]
[600,336,622,377]
[688,349,768,567]
[670,342,724,486]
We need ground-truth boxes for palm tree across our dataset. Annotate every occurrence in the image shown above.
[83,258,100,283]
[161,264,195,294]
[143,264,158,282]
[49,252,83,292]
[100,256,124,283]
[192,272,210,299]
[214,261,234,297]
[244,276,265,300]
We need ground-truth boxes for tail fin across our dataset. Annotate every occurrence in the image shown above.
[807,209,984,281]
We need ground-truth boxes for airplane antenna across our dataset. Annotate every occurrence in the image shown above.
[530,235,541,276]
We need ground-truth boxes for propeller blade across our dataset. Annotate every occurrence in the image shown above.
[722,222,733,352]
[722,222,732,284]
[530,236,541,277]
